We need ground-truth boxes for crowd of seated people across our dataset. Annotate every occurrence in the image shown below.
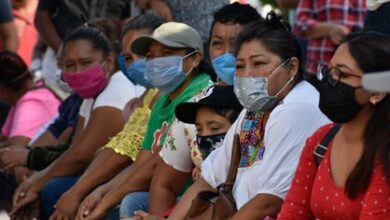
[0,1,389,220]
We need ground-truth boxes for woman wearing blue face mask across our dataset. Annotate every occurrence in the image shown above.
[134,86,243,219]
[209,3,262,86]
[117,14,164,121]
[117,18,157,90]
[164,12,330,220]
[75,21,214,220]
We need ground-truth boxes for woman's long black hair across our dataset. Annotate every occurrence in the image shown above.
[343,32,390,199]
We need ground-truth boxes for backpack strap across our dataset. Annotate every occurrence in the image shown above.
[218,134,240,193]
[314,124,341,166]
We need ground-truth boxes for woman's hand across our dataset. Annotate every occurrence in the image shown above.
[134,210,165,220]
[329,24,350,45]
[14,167,32,184]
[192,167,201,181]
[10,176,41,217]
[50,191,82,220]
[76,186,106,219]
[0,146,29,172]
[10,200,41,220]
[82,202,110,220]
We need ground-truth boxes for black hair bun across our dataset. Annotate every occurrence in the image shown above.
[265,11,292,33]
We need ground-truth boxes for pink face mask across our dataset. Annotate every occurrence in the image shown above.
[63,65,109,98]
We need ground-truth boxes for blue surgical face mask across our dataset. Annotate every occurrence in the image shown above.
[145,51,196,94]
[117,54,127,75]
[212,53,236,85]
[124,59,153,88]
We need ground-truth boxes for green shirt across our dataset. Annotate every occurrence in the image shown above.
[141,73,212,152]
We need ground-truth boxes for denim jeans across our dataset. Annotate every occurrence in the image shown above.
[106,206,120,220]
[119,191,149,218]
[364,2,390,35]
[40,176,79,219]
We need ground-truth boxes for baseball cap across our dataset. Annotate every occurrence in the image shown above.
[131,22,204,56]
[362,70,390,92]
[175,85,243,124]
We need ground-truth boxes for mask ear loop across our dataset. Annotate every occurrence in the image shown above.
[270,58,293,97]
[99,61,111,78]
[268,58,291,78]
[184,66,195,77]
[274,74,294,97]
[182,50,199,77]
[182,50,198,60]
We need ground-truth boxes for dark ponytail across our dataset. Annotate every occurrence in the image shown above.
[87,19,123,55]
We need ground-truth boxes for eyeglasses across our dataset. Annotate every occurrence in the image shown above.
[317,64,362,87]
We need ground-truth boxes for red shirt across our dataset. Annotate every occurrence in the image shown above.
[13,9,38,66]
[278,124,390,220]
[294,0,366,74]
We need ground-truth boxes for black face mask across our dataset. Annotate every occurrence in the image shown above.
[195,133,226,160]
[319,78,364,123]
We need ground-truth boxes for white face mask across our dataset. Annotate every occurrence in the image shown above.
[234,59,293,112]
[144,51,196,94]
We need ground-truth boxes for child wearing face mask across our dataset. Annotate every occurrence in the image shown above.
[164,12,330,220]
[73,22,215,220]
[173,85,242,181]
[133,85,242,219]
[133,6,261,217]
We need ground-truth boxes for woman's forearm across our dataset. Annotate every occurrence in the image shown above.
[231,194,283,220]
[98,154,160,212]
[64,148,131,199]
[149,186,177,215]
[306,22,335,38]
[168,178,214,220]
